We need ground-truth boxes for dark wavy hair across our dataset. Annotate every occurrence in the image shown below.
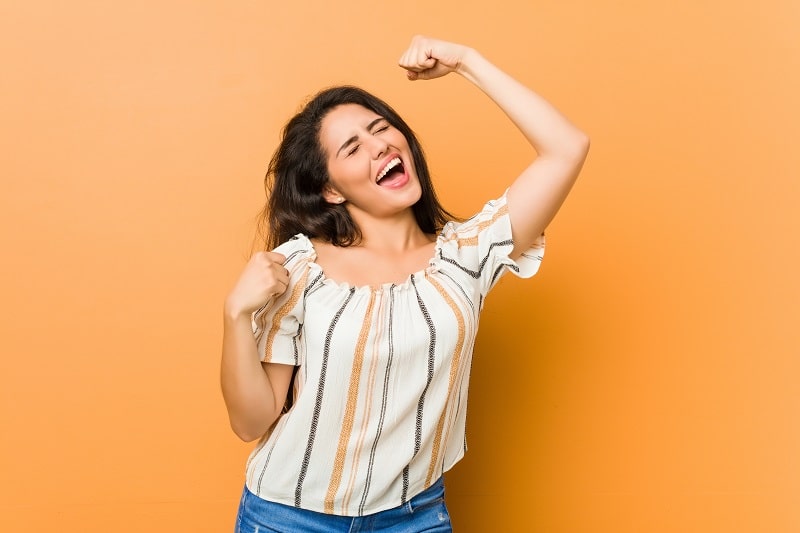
[257,86,457,250]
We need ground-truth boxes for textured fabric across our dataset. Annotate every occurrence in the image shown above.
[235,476,451,532]
[246,192,545,516]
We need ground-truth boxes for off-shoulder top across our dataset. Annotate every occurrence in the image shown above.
[245,192,545,516]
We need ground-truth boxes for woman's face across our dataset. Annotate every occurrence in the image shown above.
[318,103,422,219]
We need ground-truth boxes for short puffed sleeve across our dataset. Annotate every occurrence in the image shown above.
[437,191,545,296]
[251,235,314,366]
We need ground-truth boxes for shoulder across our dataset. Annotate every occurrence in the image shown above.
[439,193,511,244]
[273,234,315,265]
[434,192,544,289]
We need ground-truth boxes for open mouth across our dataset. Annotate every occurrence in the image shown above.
[376,156,406,187]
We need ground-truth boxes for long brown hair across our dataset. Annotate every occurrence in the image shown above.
[256,86,457,250]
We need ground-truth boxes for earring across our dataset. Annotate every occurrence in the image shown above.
[337,197,345,204]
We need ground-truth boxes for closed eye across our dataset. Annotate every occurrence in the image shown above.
[337,119,389,157]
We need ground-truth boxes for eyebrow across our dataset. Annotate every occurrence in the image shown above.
[335,117,386,157]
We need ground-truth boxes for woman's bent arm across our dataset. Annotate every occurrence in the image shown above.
[221,309,294,442]
[399,36,590,258]
[221,251,293,442]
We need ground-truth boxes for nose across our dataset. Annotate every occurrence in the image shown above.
[366,134,389,159]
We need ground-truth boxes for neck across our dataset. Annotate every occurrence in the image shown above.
[349,208,433,253]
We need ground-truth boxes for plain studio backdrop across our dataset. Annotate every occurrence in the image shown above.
[1,1,798,531]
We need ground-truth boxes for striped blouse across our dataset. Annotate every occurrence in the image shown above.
[245,192,545,516]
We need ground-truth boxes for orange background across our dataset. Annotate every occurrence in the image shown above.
[2,1,798,531]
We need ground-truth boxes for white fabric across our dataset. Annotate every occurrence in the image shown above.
[245,192,544,516]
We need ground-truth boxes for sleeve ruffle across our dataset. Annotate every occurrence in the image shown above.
[251,235,313,366]
[437,191,545,295]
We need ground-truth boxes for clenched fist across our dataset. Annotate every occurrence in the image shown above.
[224,252,288,318]
[398,35,473,81]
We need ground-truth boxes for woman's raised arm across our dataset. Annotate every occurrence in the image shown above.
[399,35,589,258]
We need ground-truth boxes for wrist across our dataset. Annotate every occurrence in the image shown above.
[223,298,253,322]
[455,47,485,83]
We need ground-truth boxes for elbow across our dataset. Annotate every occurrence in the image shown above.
[229,408,282,442]
[571,131,591,160]
[580,131,591,151]
[230,421,267,443]
[562,133,590,171]
[235,431,262,443]
[549,130,589,163]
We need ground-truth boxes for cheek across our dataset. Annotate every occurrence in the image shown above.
[326,161,363,194]
[326,157,348,181]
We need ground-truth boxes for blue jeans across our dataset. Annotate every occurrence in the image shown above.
[235,477,452,532]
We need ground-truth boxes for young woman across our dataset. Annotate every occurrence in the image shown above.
[221,35,589,532]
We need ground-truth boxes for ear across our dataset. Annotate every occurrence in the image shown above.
[322,184,345,205]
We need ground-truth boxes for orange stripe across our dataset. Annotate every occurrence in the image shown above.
[455,235,479,247]
[425,275,466,485]
[341,291,386,513]
[442,204,509,248]
[324,290,377,513]
[263,262,309,362]
[461,204,508,245]
[253,299,273,344]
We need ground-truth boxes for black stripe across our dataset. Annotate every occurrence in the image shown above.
[359,284,396,515]
[401,274,436,504]
[304,271,324,299]
[439,270,475,319]
[255,422,282,492]
[248,438,270,491]
[490,264,505,288]
[521,251,544,261]
[437,239,518,279]
[292,322,302,365]
[291,271,322,367]
[283,248,307,265]
[294,288,355,508]
[457,358,472,457]
[402,464,410,504]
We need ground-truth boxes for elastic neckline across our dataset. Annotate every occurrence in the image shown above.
[295,234,443,293]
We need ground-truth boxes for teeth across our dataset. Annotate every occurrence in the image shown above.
[376,157,402,182]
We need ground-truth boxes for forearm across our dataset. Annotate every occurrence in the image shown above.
[220,309,282,442]
[457,49,589,159]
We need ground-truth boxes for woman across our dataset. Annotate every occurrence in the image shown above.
[222,35,589,532]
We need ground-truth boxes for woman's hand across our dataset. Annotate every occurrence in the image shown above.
[224,251,288,318]
[398,35,473,81]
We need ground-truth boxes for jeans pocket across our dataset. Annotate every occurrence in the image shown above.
[408,477,447,513]
[409,497,452,531]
